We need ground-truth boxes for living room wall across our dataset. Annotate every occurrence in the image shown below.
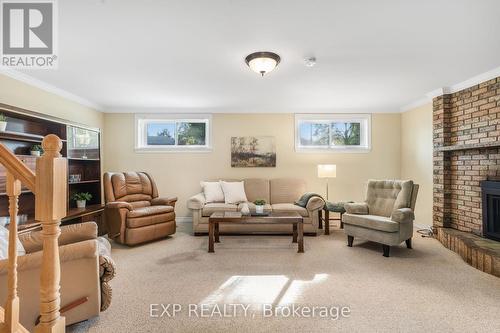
[401,103,433,227]
[0,74,104,129]
[0,74,106,181]
[103,113,402,218]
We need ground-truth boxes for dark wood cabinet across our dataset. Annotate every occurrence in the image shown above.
[63,204,106,236]
[0,104,105,233]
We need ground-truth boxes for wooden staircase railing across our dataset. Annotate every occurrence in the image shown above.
[0,134,67,333]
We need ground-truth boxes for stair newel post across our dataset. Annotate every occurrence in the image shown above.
[34,135,67,333]
[1,173,22,333]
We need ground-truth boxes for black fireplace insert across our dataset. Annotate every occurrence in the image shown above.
[481,180,500,241]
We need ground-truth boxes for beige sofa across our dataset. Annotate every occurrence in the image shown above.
[342,180,419,257]
[0,222,115,331]
[187,178,324,235]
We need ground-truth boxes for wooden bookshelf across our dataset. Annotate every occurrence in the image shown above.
[0,104,104,232]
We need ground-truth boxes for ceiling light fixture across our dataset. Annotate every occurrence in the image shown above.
[245,51,281,76]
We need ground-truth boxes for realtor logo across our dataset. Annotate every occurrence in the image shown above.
[1,0,57,68]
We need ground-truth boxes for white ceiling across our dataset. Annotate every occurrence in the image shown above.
[13,0,500,113]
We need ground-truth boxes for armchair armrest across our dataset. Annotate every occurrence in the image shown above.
[306,196,325,212]
[20,222,97,254]
[187,193,206,210]
[151,196,178,207]
[106,201,133,210]
[391,208,415,223]
[344,202,369,215]
[105,201,132,241]
[0,239,98,274]
[97,237,115,311]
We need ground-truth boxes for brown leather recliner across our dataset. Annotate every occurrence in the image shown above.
[104,171,177,245]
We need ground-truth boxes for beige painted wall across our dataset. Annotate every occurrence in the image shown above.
[0,74,103,129]
[401,103,433,227]
[0,73,106,202]
[0,72,433,225]
[104,113,402,218]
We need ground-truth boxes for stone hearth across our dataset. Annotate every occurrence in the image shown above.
[436,228,500,277]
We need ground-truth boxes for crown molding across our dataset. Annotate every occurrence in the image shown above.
[402,66,500,112]
[401,67,500,112]
[426,87,450,99]
[449,66,500,93]
[107,106,400,114]
[4,65,499,115]
[0,68,103,111]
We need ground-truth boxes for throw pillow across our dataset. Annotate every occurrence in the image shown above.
[0,224,26,260]
[220,181,248,204]
[200,181,225,203]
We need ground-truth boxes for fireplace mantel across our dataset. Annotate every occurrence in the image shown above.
[435,141,500,152]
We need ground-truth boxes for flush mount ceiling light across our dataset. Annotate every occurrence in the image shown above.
[245,51,281,76]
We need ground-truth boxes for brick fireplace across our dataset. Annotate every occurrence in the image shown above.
[433,77,500,277]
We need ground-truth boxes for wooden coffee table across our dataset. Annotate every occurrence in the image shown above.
[208,211,304,253]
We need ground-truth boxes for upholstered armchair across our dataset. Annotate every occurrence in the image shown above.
[342,180,419,257]
[0,222,115,331]
[104,171,177,245]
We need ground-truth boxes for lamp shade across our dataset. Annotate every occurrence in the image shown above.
[317,164,337,178]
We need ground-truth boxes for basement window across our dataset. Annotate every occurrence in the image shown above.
[135,114,212,152]
[295,114,371,153]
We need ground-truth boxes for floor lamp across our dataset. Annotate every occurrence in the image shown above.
[317,164,337,201]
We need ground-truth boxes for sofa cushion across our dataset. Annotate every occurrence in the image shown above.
[270,178,306,204]
[127,205,173,218]
[220,181,248,204]
[202,203,238,217]
[271,203,309,217]
[238,202,272,213]
[244,179,270,203]
[343,214,399,232]
[200,181,225,203]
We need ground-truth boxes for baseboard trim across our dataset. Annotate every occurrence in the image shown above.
[176,216,192,224]
[414,223,432,230]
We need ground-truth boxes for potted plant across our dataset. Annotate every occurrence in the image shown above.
[73,192,92,208]
[0,113,7,132]
[254,199,266,214]
[30,144,43,156]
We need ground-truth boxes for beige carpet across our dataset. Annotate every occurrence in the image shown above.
[69,223,500,333]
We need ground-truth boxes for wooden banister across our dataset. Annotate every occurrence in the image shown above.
[0,173,28,333]
[0,134,66,333]
[0,145,35,193]
[34,135,66,333]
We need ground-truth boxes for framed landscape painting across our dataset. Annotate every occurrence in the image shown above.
[231,136,276,167]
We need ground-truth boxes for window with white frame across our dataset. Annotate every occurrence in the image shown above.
[295,114,371,152]
[135,114,212,152]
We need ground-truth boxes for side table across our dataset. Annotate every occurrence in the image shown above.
[318,201,352,235]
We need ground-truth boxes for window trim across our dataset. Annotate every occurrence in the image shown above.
[295,114,371,153]
[135,114,212,152]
